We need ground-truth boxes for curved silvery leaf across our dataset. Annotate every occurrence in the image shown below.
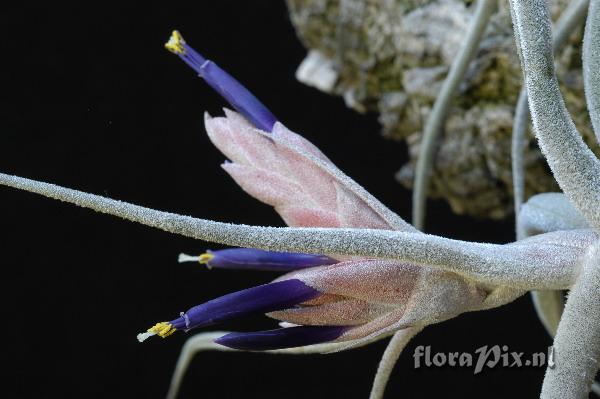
[518,192,589,338]
[518,193,589,237]
[511,0,590,220]
[0,171,596,290]
[541,242,600,398]
[509,1,600,397]
[583,0,600,142]
[509,0,600,230]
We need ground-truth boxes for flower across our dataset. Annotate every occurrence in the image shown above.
[134,102,597,350]
[178,248,337,271]
[164,30,277,132]
[137,32,526,350]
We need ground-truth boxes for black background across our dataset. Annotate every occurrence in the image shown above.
[0,2,552,398]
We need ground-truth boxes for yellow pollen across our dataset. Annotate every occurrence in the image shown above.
[148,322,177,338]
[198,252,214,265]
[165,30,186,55]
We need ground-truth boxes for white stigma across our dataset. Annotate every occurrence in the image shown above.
[178,253,199,263]
[137,331,156,343]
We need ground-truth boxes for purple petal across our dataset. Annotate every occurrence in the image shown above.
[205,248,338,271]
[215,325,349,350]
[201,61,277,132]
[169,279,320,331]
[166,31,277,132]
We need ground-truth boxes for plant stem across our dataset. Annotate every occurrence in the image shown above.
[411,0,496,230]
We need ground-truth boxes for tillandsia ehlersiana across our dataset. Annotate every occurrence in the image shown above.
[1,1,600,398]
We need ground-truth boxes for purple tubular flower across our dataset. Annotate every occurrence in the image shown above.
[165,30,277,132]
[215,325,349,351]
[175,279,319,329]
[179,248,338,271]
[139,279,320,340]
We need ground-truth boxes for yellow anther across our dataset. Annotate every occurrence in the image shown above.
[198,252,214,265]
[148,322,177,338]
[165,30,186,55]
